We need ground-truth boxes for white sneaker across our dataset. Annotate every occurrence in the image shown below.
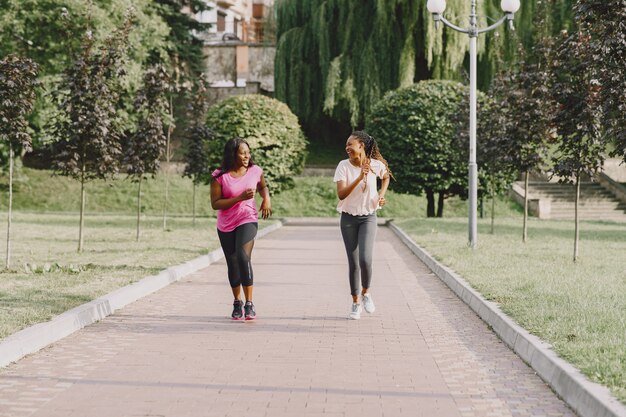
[349,303,362,320]
[362,293,376,314]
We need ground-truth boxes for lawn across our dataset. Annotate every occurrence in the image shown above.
[0,213,222,339]
[395,216,626,403]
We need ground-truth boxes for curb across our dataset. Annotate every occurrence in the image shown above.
[387,221,626,417]
[279,216,390,226]
[0,220,283,369]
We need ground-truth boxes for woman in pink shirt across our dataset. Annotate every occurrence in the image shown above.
[211,138,272,320]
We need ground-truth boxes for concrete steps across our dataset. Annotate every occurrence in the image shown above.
[512,181,626,221]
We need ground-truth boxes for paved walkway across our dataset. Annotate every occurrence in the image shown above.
[0,224,576,417]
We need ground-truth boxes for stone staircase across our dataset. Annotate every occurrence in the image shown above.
[511,179,626,221]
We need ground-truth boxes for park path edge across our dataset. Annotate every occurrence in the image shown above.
[0,220,283,369]
[387,220,626,417]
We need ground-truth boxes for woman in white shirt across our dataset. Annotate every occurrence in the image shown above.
[333,131,391,320]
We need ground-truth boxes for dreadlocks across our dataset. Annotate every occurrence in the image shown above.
[350,131,394,180]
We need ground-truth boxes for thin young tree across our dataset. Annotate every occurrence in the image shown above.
[123,63,170,241]
[162,59,179,232]
[182,77,213,225]
[475,95,518,235]
[52,16,132,252]
[0,55,39,268]
[551,29,606,262]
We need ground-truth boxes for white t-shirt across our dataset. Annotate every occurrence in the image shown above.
[333,158,387,216]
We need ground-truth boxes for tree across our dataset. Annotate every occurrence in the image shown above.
[574,0,626,163]
[457,90,517,234]
[551,30,606,262]
[486,45,555,241]
[205,94,308,194]
[150,0,212,231]
[367,80,471,217]
[0,55,39,268]
[123,63,170,241]
[274,0,574,143]
[152,0,212,78]
[182,77,213,225]
[0,0,170,151]
[51,15,132,252]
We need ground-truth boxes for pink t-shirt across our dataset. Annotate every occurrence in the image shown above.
[212,165,263,232]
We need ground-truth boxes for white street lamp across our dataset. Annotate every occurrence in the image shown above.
[501,0,521,13]
[427,0,519,249]
[426,0,447,14]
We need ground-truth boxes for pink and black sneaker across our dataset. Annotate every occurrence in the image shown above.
[231,300,244,320]
[244,301,256,320]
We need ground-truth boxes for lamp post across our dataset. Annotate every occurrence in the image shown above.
[426,0,520,248]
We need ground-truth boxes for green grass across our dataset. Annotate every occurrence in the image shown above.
[395,216,626,403]
[2,168,522,219]
[1,167,214,215]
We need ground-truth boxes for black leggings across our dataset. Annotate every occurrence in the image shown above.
[217,222,258,288]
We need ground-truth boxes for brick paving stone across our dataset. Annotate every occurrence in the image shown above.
[0,225,577,417]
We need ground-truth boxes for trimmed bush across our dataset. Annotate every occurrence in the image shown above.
[205,94,308,193]
[366,80,475,217]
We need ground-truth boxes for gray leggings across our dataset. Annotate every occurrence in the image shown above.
[340,212,377,296]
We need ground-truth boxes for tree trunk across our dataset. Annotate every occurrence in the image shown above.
[573,173,580,262]
[479,194,484,219]
[136,177,142,242]
[523,171,529,243]
[426,190,435,217]
[436,192,444,218]
[78,162,86,253]
[490,193,496,235]
[163,95,173,231]
[5,144,14,269]
[192,183,196,226]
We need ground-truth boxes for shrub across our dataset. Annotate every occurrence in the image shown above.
[366,80,475,217]
[205,94,308,193]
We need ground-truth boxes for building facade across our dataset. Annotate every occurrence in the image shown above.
[193,0,276,104]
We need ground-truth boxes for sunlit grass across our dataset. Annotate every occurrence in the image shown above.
[395,216,626,403]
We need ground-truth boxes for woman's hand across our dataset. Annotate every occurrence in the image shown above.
[360,161,371,179]
[238,188,255,201]
[378,195,386,207]
[260,199,272,219]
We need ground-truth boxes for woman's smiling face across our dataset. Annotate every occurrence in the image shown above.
[345,136,364,160]
[237,143,251,167]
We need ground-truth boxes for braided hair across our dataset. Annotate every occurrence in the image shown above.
[350,131,394,180]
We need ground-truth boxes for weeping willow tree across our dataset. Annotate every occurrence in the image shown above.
[275,0,573,142]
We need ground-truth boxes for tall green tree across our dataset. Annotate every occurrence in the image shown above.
[551,30,606,262]
[123,63,170,241]
[367,80,471,217]
[274,0,573,143]
[151,0,212,231]
[0,55,39,268]
[152,0,212,77]
[51,15,132,252]
[182,77,213,225]
[0,0,170,149]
